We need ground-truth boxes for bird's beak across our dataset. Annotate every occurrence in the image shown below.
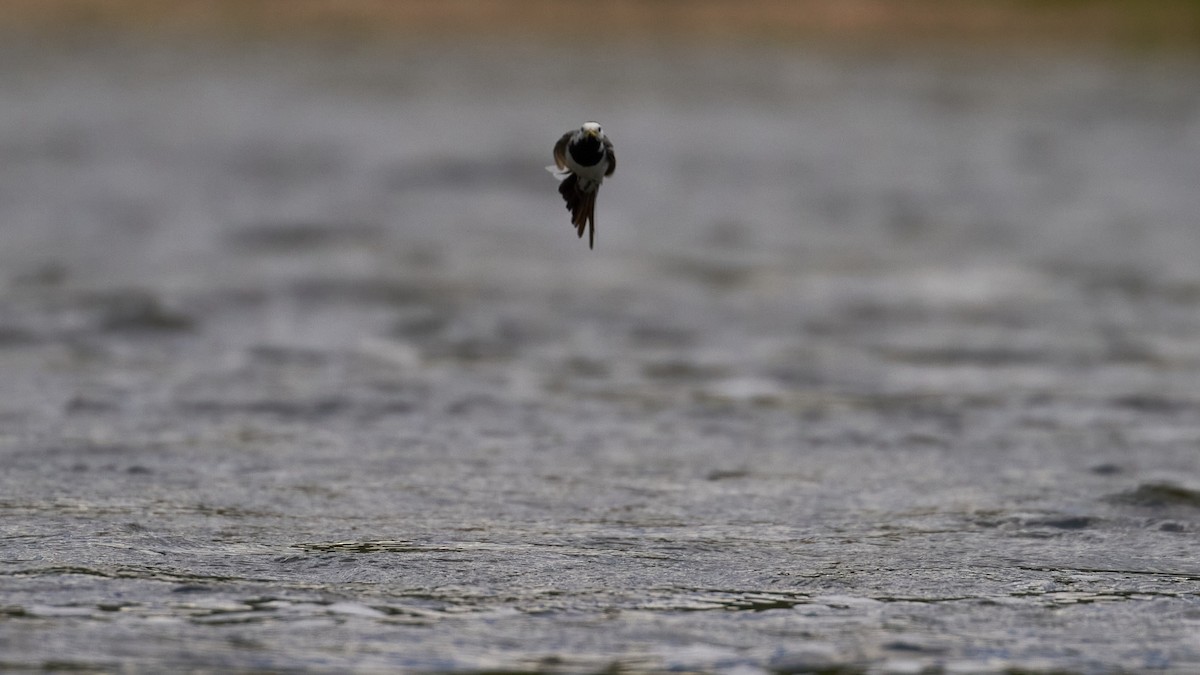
[583,128,599,138]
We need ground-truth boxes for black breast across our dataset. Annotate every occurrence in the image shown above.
[569,136,604,167]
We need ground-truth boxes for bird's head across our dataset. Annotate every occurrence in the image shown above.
[581,121,604,139]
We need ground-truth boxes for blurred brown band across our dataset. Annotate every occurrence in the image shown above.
[4,0,1200,48]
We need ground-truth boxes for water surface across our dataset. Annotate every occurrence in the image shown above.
[1,39,1200,673]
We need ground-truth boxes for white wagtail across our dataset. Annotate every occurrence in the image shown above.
[548,121,615,249]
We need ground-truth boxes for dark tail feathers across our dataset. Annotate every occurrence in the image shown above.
[558,173,598,249]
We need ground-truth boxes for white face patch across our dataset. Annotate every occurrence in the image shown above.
[582,122,602,135]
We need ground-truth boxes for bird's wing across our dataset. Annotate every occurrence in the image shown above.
[603,137,616,177]
[553,132,572,170]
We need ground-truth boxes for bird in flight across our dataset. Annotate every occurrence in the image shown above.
[549,121,615,249]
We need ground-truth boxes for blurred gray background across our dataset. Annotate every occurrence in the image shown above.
[2,2,1200,673]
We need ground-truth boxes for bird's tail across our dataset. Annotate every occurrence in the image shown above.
[573,189,597,250]
[558,174,599,249]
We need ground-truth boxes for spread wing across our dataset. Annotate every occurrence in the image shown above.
[603,137,616,176]
[553,132,571,170]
